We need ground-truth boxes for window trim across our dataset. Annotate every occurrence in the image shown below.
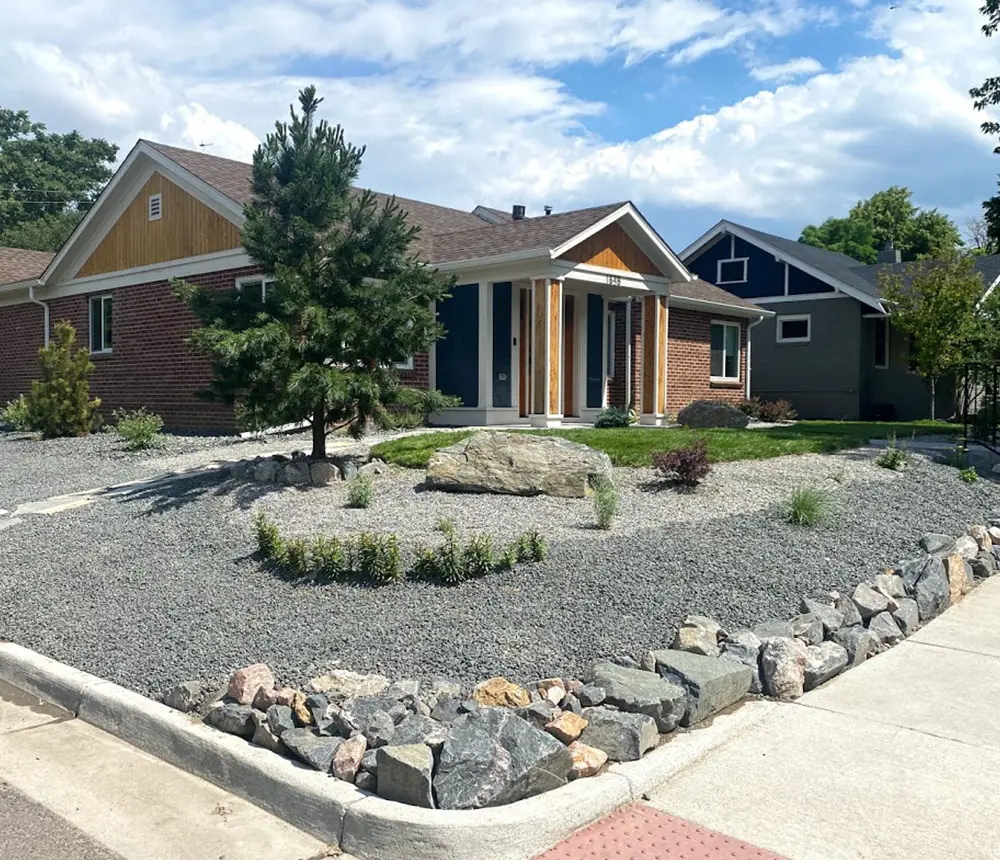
[235,274,275,303]
[776,313,811,344]
[709,319,741,381]
[716,257,748,285]
[606,310,616,380]
[89,294,113,354]
[395,357,414,371]
[148,193,162,222]
[874,317,889,370]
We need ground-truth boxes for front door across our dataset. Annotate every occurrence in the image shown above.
[563,295,575,417]
[519,288,530,417]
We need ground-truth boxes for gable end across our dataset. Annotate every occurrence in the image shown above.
[558,222,661,276]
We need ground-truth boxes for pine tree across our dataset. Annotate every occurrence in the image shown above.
[174,87,454,458]
[25,320,102,437]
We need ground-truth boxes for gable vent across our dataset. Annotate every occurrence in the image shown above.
[148,193,162,222]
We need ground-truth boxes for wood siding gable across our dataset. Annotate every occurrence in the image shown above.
[558,222,661,276]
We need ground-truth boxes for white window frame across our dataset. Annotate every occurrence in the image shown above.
[148,193,162,222]
[606,310,616,379]
[874,317,889,370]
[235,275,275,303]
[395,357,414,371]
[716,257,748,285]
[710,320,741,381]
[776,314,811,344]
[89,294,113,354]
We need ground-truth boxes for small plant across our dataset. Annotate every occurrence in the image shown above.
[113,407,164,451]
[253,511,286,562]
[875,433,908,471]
[24,321,102,438]
[592,476,619,530]
[355,532,403,584]
[464,534,496,579]
[435,517,456,534]
[525,528,548,562]
[757,399,797,422]
[653,439,711,487]
[737,396,762,419]
[594,407,632,429]
[959,466,979,483]
[784,486,830,526]
[0,395,31,431]
[284,537,311,577]
[346,473,375,509]
[414,530,465,584]
[311,535,347,581]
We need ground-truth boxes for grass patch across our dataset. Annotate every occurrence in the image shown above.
[784,486,830,526]
[371,421,958,470]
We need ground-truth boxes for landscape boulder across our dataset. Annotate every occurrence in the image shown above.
[578,708,658,762]
[803,642,849,691]
[943,554,975,604]
[892,598,920,636]
[280,729,343,772]
[205,702,255,739]
[968,525,992,552]
[833,592,863,627]
[307,670,390,700]
[250,714,285,753]
[578,685,606,707]
[760,637,808,701]
[544,711,588,744]
[852,582,891,620]
[897,556,950,620]
[670,615,725,657]
[954,535,980,561]
[799,598,844,635]
[266,704,296,737]
[332,735,368,783]
[589,661,686,732]
[644,649,752,726]
[425,431,612,499]
[719,629,763,694]
[227,664,276,706]
[567,741,608,779]
[377,744,435,808]
[868,611,904,648]
[918,533,956,556]
[789,613,825,646]
[752,618,794,640]
[473,677,532,708]
[676,400,750,429]
[831,625,880,667]
[392,714,450,750]
[163,681,204,713]
[433,708,573,809]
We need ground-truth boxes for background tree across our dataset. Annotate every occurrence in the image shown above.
[0,108,118,251]
[964,215,997,254]
[175,87,454,459]
[971,1,1000,249]
[800,186,962,263]
[878,254,990,420]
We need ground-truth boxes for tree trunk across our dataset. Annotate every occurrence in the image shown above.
[312,403,327,459]
[929,376,937,422]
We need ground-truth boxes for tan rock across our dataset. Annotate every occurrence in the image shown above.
[472,677,531,708]
[989,526,1000,543]
[969,525,992,552]
[332,734,367,782]
[536,678,566,706]
[310,461,340,486]
[227,664,275,706]
[274,687,298,707]
[251,687,279,711]
[568,741,608,779]
[944,554,975,604]
[292,691,313,726]
[545,711,588,744]
[307,670,390,700]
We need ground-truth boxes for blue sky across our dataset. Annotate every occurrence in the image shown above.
[2,0,998,251]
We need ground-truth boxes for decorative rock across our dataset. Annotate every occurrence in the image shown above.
[254,460,280,483]
[227,664,276,706]
[421,679,463,712]
[803,642,849,691]
[358,459,389,478]
[274,687,297,707]
[305,693,330,726]
[430,697,464,723]
[282,460,312,486]
[360,748,379,775]
[377,744,435,808]
[919,533,956,556]
[971,552,997,579]
[307,670,390,700]
[989,525,1000,543]
[589,661,686,733]
[760,637,808,700]
[291,691,312,726]
[434,709,574,809]
[645,649,752,726]
[362,711,396,748]
[516,701,558,730]
[868,611,904,647]
[425,431,613,499]
[310,461,340,486]
[355,770,377,792]
[567,741,608,779]
[669,615,724,657]
[968,525,992,552]
[852,582,890,620]
[789,613,824,646]
[873,572,907,600]
[163,681,203,713]
[831,625,880,667]
[562,694,583,716]
[536,678,567,707]
[392,713,450,750]
[897,556,951,621]
[799,599,844,636]
[332,734,367,783]
[955,535,979,561]
[265,704,296,737]
[280,728,343,772]
[472,677,531,708]
[833,592,863,628]
[205,702,255,739]
[892,598,920,636]
[330,450,370,481]
[388,703,409,725]
[544,711,588,744]
[719,629,764,694]
[251,686,280,712]
[578,685,606,707]
[250,713,285,753]
[752,618,794,640]
[943,554,975,604]
[578,708,658,762]
[676,400,750,429]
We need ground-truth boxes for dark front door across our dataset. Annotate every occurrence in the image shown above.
[563,295,575,417]
[436,284,479,407]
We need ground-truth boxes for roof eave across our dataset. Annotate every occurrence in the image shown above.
[431,247,551,272]
[668,294,774,318]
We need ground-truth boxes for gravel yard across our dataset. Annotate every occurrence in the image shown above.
[1,448,998,699]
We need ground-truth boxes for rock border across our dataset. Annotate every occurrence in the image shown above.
[223,448,388,487]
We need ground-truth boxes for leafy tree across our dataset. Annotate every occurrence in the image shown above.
[971,2,1000,249]
[174,87,454,459]
[0,108,117,251]
[878,254,991,420]
[24,321,102,437]
[800,186,962,263]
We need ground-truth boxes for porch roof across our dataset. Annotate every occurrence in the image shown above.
[670,278,772,317]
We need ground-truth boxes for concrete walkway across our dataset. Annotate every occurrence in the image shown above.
[0,681,334,860]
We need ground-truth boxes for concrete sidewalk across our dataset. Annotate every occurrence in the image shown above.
[644,575,1000,860]
[0,680,334,860]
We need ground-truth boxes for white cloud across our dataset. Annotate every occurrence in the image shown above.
[749,56,823,82]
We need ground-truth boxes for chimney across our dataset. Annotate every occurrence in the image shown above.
[877,239,902,264]
[544,205,553,216]
[512,204,526,221]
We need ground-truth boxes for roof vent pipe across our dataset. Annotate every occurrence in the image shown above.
[512,204,526,221]
[544,205,553,216]
[877,239,902,265]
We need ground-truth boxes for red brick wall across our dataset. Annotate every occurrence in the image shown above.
[666,308,746,416]
[608,299,643,410]
[0,302,45,406]
[399,352,429,389]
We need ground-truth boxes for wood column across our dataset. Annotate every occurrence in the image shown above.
[640,294,668,425]
[530,277,563,426]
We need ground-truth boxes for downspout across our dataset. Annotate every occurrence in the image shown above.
[624,300,632,409]
[745,315,765,399]
[28,284,50,347]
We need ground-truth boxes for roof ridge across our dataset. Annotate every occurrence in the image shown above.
[430,201,625,240]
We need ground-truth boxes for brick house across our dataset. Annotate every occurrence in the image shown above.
[0,140,770,432]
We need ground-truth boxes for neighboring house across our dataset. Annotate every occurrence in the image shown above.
[0,141,768,433]
[682,220,1000,421]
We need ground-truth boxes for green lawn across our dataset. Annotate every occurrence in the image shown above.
[370,421,959,469]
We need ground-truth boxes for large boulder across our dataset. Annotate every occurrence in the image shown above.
[433,708,573,809]
[645,649,752,726]
[425,431,612,499]
[578,708,658,762]
[670,615,725,657]
[676,400,750,429]
[943,554,975,604]
[588,661,686,733]
[900,556,951,621]
[377,744,435,808]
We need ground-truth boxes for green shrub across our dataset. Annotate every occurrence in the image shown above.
[593,476,619,530]
[525,528,548,562]
[594,407,632,429]
[253,511,286,562]
[24,321,102,438]
[0,395,31,431]
[875,434,908,471]
[311,535,347,581]
[284,537,310,577]
[737,397,762,419]
[346,473,375,509]
[435,517,456,534]
[784,486,830,526]
[959,466,979,483]
[757,399,797,422]
[653,439,711,486]
[356,533,403,584]
[113,407,164,451]
[464,534,496,578]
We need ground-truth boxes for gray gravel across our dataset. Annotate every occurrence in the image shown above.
[1,450,998,699]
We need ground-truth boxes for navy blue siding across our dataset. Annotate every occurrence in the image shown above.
[586,293,604,409]
[436,284,479,407]
[787,264,833,295]
[492,282,512,407]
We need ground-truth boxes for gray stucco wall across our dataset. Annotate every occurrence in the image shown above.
[750,297,863,419]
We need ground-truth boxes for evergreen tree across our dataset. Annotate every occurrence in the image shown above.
[25,321,102,437]
[174,87,454,458]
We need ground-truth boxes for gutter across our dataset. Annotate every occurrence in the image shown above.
[28,284,50,347]
[667,295,776,319]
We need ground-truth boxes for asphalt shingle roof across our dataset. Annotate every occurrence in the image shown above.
[0,247,55,286]
[671,278,767,313]
[853,255,1000,296]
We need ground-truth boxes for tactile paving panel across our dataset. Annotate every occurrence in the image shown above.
[537,803,786,859]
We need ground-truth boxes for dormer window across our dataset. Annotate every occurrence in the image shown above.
[717,257,747,285]
[148,193,162,221]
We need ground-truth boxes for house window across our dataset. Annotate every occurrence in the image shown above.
[710,321,740,380]
[148,193,162,222]
[717,258,748,285]
[89,295,113,353]
[606,310,616,379]
[395,357,414,371]
[776,314,811,344]
[874,317,889,369]
[235,276,274,303]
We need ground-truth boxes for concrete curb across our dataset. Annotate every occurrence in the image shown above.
[0,642,762,859]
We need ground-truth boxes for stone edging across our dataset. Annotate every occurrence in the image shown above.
[0,641,772,859]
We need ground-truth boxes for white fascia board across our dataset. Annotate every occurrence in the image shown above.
[752,292,852,305]
[432,248,549,274]
[668,295,774,319]
[977,272,1000,308]
[549,261,664,294]
[679,219,729,261]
